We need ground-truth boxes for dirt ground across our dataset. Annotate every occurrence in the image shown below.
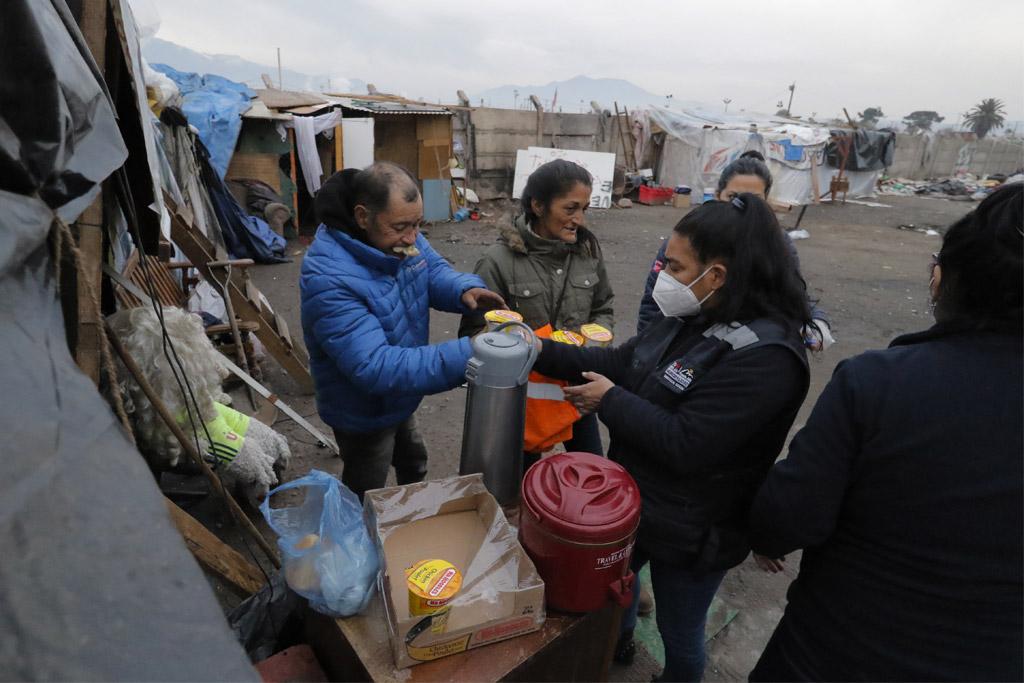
[212,193,970,679]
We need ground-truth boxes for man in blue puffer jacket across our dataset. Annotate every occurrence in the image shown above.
[300,163,505,497]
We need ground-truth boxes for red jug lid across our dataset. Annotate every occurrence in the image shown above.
[522,452,641,543]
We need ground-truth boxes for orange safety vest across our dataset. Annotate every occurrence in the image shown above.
[523,325,580,454]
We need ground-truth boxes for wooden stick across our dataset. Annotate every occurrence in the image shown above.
[613,102,632,170]
[288,128,299,219]
[105,321,281,568]
[165,497,267,597]
[334,121,344,172]
[810,150,821,204]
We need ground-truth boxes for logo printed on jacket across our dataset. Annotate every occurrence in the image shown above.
[662,361,695,392]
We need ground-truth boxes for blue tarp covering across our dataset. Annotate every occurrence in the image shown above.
[151,64,254,178]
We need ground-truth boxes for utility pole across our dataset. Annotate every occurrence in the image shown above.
[723,97,732,113]
[513,89,519,110]
[277,47,283,89]
[787,82,796,116]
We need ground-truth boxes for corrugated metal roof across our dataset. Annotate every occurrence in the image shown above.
[327,96,450,115]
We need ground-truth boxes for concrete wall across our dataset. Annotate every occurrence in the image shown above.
[455,108,1024,198]
[454,107,632,199]
[888,133,1023,180]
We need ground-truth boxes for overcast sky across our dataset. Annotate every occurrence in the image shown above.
[141,0,1024,122]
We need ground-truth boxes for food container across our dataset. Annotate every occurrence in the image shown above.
[406,558,462,633]
[549,330,584,346]
[579,324,613,347]
[520,452,640,613]
[484,309,524,332]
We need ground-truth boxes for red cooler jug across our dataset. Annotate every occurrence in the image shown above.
[519,452,641,613]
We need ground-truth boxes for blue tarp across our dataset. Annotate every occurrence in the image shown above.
[151,64,254,178]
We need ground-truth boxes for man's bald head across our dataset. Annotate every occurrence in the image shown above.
[353,161,420,219]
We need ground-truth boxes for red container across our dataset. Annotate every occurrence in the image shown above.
[638,185,674,205]
[519,452,641,613]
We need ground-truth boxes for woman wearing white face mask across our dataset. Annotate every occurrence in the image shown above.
[531,194,813,682]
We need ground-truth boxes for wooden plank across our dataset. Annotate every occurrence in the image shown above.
[308,593,620,682]
[274,312,293,349]
[334,123,344,174]
[167,205,313,392]
[246,279,263,312]
[73,0,109,384]
[165,497,266,598]
[288,128,299,220]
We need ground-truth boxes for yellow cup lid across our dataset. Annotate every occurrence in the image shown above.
[580,324,613,342]
[406,559,462,601]
[485,309,523,323]
[550,330,584,346]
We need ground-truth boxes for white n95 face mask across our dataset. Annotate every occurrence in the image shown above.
[652,267,715,318]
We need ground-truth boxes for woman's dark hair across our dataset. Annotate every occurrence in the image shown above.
[520,159,593,225]
[673,194,811,328]
[739,150,766,162]
[935,182,1022,328]
[315,162,419,239]
[717,156,773,197]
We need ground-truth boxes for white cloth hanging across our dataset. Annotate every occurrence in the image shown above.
[286,110,343,196]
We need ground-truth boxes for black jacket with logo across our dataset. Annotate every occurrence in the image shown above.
[534,314,809,571]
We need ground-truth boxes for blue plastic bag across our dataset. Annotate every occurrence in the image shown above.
[260,470,378,617]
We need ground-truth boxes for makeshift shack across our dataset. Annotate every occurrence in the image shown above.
[644,107,892,205]
[239,91,456,227]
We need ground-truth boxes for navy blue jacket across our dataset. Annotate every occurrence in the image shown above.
[300,226,484,434]
[749,323,1023,681]
[636,233,828,335]
[535,314,808,571]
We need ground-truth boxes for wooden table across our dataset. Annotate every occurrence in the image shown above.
[305,592,622,682]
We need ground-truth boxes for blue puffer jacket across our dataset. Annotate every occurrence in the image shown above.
[300,226,485,434]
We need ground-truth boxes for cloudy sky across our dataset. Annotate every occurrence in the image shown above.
[141,0,1023,122]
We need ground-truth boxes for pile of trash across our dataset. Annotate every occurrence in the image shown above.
[879,172,1024,201]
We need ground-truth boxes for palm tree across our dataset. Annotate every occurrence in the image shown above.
[963,98,1007,139]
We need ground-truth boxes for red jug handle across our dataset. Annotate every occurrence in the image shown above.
[608,570,636,608]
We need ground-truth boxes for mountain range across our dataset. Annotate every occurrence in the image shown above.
[470,75,703,111]
[142,37,366,94]
[141,38,692,110]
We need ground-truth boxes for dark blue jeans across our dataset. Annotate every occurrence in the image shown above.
[621,549,727,682]
[563,411,604,455]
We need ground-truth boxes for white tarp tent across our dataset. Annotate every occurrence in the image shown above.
[645,107,881,205]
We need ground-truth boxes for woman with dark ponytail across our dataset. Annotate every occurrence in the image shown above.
[748,183,1023,681]
[531,194,812,681]
[636,154,833,350]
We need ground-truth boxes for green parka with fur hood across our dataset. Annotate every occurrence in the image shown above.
[459,215,615,337]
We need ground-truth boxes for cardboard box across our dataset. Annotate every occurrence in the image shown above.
[672,193,691,209]
[364,475,546,669]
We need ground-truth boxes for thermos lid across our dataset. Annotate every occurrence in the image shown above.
[466,332,535,388]
[522,452,640,543]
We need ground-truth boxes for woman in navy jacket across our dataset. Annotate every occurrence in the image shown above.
[748,183,1023,681]
[533,195,813,681]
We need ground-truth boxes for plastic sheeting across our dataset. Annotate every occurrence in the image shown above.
[826,128,896,172]
[151,64,254,178]
[196,136,288,263]
[648,107,845,206]
[0,1,126,225]
[0,1,257,679]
